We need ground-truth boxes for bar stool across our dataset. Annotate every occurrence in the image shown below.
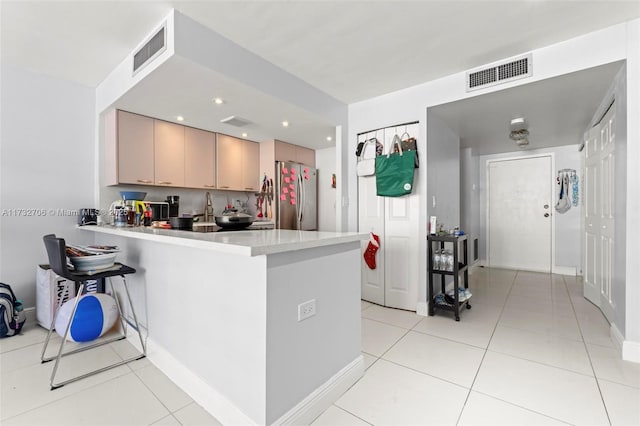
[41,234,146,390]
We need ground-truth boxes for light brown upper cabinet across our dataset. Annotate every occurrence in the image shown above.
[106,110,258,191]
[242,140,260,191]
[185,127,216,189]
[116,110,154,185]
[154,120,185,187]
[217,134,260,191]
[216,134,244,190]
[274,140,315,167]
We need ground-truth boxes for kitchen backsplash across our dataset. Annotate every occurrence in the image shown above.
[99,185,257,222]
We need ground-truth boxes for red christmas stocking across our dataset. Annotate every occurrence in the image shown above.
[363,233,380,269]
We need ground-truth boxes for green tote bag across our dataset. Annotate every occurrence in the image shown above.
[375,135,416,197]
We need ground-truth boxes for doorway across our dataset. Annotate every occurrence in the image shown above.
[487,155,553,272]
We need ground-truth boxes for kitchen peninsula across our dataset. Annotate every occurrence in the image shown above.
[81,225,367,425]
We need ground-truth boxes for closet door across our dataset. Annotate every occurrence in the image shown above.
[584,103,615,323]
[358,175,385,305]
[384,194,420,310]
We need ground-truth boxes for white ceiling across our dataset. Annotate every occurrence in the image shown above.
[430,61,624,155]
[2,1,639,151]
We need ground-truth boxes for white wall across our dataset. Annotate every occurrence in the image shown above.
[0,64,96,308]
[477,145,582,273]
[315,147,337,232]
[348,19,639,343]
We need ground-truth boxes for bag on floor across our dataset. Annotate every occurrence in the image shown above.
[0,282,26,338]
[375,135,416,197]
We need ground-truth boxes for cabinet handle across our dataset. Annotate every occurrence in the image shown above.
[204,184,216,188]
[245,187,255,190]
[157,181,172,185]
[219,185,230,189]
[137,179,153,184]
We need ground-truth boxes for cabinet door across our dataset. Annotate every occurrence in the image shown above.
[154,120,185,187]
[274,141,297,163]
[185,127,216,189]
[296,146,316,167]
[217,134,243,190]
[242,140,260,191]
[118,111,154,185]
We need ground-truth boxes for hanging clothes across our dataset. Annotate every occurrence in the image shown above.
[555,169,577,214]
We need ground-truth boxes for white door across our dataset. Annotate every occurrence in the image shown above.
[488,156,552,272]
[384,193,420,310]
[584,103,616,322]
[358,175,385,305]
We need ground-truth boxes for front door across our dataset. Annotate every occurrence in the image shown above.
[488,155,552,272]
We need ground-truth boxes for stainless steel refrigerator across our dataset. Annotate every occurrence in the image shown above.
[275,161,317,230]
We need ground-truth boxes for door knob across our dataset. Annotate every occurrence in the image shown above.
[544,213,550,217]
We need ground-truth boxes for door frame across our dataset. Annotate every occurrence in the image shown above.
[485,153,556,272]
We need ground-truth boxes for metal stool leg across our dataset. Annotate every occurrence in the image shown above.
[41,279,73,363]
[120,276,146,355]
[50,283,85,389]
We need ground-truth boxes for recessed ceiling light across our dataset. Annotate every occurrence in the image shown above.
[326,136,332,141]
[242,133,248,138]
[213,98,224,105]
[282,121,289,127]
[176,116,184,122]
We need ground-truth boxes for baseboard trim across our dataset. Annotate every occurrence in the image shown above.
[416,301,429,317]
[622,340,640,363]
[552,266,577,276]
[610,323,624,352]
[128,335,257,425]
[273,355,364,425]
[129,335,365,425]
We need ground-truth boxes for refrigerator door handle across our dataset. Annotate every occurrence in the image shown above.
[298,173,304,225]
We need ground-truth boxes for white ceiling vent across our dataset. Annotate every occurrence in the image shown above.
[220,116,252,127]
[466,54,532,92]
[133,24,166,75]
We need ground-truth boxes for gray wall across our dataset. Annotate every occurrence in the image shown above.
[0,64,96,308]
[460,147,480,262]
[426,113,460,228]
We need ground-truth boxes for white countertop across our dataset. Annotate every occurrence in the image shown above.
[79,225,367,256]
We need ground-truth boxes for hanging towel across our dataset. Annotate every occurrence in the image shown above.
[571,173,579,206]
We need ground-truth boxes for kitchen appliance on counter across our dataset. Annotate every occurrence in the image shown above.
[275,161,317,230]
[148,202,169,221]
[214,209,254,230]
[167,196,180,217]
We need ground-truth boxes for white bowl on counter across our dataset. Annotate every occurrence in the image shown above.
[69,252,117,272]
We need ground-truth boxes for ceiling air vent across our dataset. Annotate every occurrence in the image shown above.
[133,25,166,75]
[466,54,532,92]
[220,116,252,127]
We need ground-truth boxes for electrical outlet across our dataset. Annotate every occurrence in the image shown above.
[298,299,316,321]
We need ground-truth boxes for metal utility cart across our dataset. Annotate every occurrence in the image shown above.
[427,234,471,321]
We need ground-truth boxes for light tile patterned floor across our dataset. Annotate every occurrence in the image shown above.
[1,268,639,425]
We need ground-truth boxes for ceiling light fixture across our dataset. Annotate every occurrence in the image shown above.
[282,121,289,127]
[176,116,184,122]
[326,136,332,141]
[242,133,248,138]
[213,98,224,105]
[509,117,529,148]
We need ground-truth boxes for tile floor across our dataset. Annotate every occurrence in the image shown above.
[1,268,639,425]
